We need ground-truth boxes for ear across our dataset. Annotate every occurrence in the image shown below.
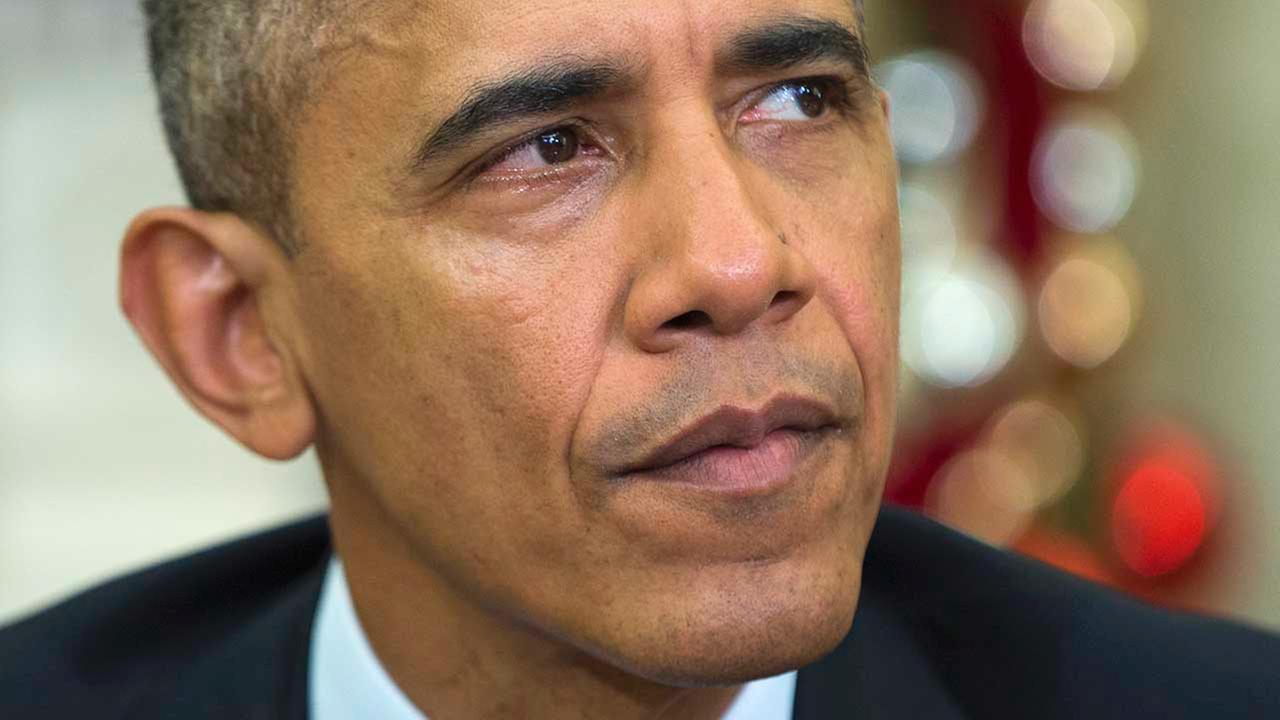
[878,87,891,120]
[119,208,315,460]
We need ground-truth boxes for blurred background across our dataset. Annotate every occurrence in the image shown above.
[1,0,1278,630]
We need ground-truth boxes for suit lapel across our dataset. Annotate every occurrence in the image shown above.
[154,553,326,720]
[117,520,331,720]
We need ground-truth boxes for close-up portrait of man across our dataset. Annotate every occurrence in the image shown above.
[0,0,1277,718]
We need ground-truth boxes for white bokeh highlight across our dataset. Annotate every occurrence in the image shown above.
[878,51,985,165]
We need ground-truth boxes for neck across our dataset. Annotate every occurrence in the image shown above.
[325,476,744,720]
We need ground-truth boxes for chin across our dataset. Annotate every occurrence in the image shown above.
[589,553,865,688]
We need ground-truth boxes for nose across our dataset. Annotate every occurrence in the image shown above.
[624,139,818,353]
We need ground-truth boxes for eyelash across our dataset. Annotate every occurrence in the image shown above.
[467,74,855,182]
[471,120,599,178]
[776,75,856,116]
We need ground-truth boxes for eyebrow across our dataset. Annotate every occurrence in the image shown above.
[717,17,870,80]
[408,16,869,173]
[411,62,628,170]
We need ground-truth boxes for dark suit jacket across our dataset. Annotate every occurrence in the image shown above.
[2,507,1277,718]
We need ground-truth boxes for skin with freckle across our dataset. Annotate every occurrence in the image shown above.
[133,0,897,717]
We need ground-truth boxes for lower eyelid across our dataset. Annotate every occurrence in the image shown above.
[486,143,544,173]
[467,155,608,190]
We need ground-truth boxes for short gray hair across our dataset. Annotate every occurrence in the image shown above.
[142,0,351,255]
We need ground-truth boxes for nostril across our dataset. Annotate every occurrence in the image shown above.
[663,310,713,330]
[770,290,799,308]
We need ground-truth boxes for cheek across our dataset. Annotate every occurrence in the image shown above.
[797,168,901,443]
[295,224,614,533]
[431,233,610,447]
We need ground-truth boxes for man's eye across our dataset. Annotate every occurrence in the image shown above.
[482,127,586,175]
[744,79,835,123]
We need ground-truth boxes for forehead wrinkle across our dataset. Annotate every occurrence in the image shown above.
[296,1,864,197]
[302,2,445,85]
[675,0,705,70]
[281,0,453,177]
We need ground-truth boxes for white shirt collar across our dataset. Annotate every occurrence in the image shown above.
[310,557,797,720]
[310,557,426,720]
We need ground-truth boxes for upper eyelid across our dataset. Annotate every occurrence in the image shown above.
[472,75,845,176]
[735,74,850,110]
[762,75,847,101]
[478,133,539,171]
[737,76,852,122]
[758,80,812,105]
[472,121,592,175]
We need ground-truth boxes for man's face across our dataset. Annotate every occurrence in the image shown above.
[286,0,899,683]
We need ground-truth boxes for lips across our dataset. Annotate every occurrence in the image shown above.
[618,395,844,478]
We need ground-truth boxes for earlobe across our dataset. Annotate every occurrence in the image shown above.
[120,208,315,460]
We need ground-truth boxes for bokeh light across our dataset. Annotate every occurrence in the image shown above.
[1032,109,1140,233]
[1112,458,1208,578]
[878,51,985,165]
[900,183,959,279]
[899,182,960,316]
[984,396,1086,507]
[925,447,1038,546]
[1110,424,1222,578]
[901,249,1025,388]
[1038,237,1143,368]
[869,0,1254,615]
[1023,0,1149,91]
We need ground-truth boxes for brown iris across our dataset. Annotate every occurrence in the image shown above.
[794,82,826,118]
[536,129,579,164]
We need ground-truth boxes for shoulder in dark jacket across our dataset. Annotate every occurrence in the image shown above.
[843,508,1280,718]
[2,507,1277,719]
[0,516,330,719]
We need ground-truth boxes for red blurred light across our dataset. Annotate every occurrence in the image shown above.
[1111,458,1207,578]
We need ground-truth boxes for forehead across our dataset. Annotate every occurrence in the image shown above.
[290,0,867,225]
[325,0,863,86]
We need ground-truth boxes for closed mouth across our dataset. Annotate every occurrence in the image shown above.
[618,394,845,478]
